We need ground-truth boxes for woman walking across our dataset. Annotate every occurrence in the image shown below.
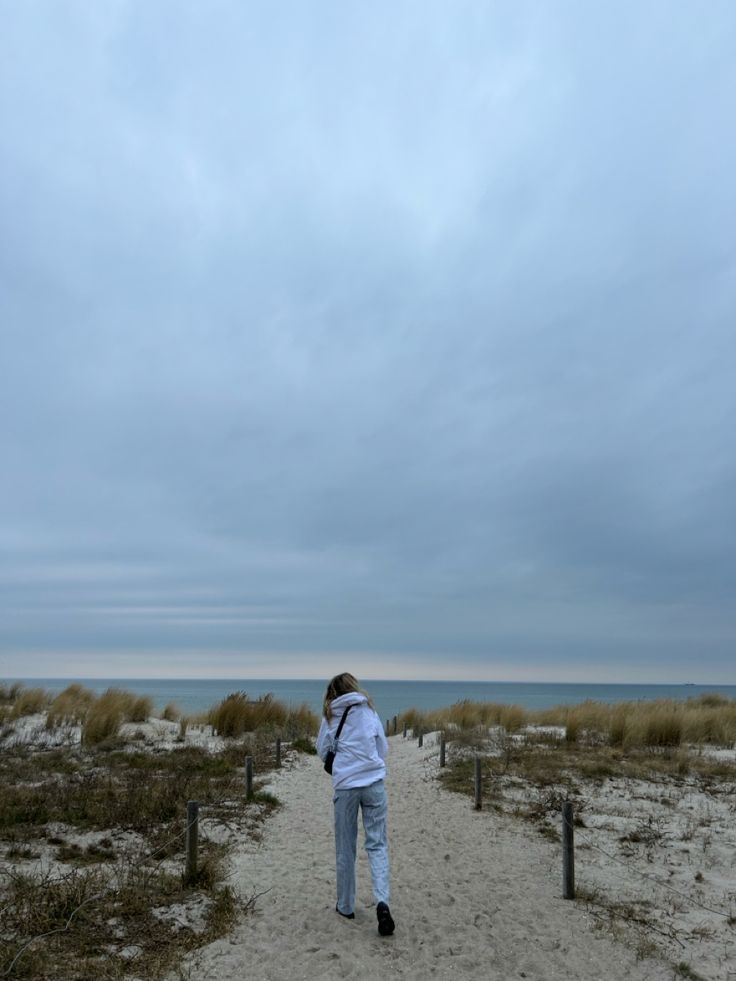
[316,672,395,936]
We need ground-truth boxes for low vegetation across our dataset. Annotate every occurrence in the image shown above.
[0,682,317,980]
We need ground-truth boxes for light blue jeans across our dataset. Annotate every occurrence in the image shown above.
[334,779,390,915]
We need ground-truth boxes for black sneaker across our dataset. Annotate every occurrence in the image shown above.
[336,904,354,920]
[376,901,395,936]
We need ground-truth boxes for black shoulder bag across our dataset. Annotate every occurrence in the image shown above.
[323,705,353,774]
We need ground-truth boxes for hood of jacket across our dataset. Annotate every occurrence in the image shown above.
[329,691,368,714]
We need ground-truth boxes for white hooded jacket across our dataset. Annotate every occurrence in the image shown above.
[316,692,388,790]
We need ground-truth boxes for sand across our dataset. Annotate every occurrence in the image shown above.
[178,735,679,981]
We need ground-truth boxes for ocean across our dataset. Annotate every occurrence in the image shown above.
[14,678,736,726]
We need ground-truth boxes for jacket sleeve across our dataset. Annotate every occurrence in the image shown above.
[316,717,330,761]
[374,712,388,760]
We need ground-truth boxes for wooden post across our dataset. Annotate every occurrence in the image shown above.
[275,737,281,768]
[402,722,407,739]
[562,801,575,899]
[392,715,398,735]
[245,755,254,800]
[440,733,446,767]
[474,756,482,810]
[386,719,390,736]
[418,729,423,748]
[185,800,199,883]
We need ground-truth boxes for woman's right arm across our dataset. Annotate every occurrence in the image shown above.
[374,713,388,759]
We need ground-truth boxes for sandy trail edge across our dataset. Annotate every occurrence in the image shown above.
[178,735,673,981]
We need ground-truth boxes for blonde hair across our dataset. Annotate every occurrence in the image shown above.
[323,672,372,718]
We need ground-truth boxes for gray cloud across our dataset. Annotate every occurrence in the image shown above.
[1,1,735,681]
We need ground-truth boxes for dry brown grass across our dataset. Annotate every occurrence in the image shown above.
[9,688,50,719]
[161,702,181,722]
[80,689,154,745]
[399,699,528,735]
[0,682,23,705]
[401,694,736,751]
[208,691,317,739]
[46,685,96,729]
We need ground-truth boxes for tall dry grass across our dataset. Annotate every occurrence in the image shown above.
[3,681,317,745]
[0,682,23,705]
[9,688,49,719]
[161,702,181,722]
[399,699,528,735]
[207,692,317,739]
[81,688,153,745]
[535,695,736,748]
[45,684,96,728]
[399,693,736,750]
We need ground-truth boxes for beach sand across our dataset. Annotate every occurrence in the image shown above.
[178,735,676,981]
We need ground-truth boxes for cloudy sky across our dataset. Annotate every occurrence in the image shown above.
[1,2,735,683]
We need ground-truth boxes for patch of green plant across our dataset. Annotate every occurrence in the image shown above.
[291,736,317,754]
[674,962,708,980]
[251,790,280,808]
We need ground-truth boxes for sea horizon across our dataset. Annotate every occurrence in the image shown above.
[7,677,736,726]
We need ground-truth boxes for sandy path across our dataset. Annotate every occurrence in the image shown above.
[183,735,673,981]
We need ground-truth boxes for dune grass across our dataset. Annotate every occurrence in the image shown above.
[207,691,318,739]
[45,684,96,729]
[9,687,50,720]
[160,702,181,722]
[82,689,154,745]
[399,693,736,751]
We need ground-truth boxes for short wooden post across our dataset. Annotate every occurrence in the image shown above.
[562,801,575,899]
[418,729,423,748]
[275,737,281,768]
[402,722,407,738]
[392,715,398,735]
[440,733,446,767]
[474,755,482,810]
[185,800,199,882]
[385,719,390,736]
[245,755,254,799]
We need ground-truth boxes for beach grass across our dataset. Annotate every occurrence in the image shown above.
[399,693,736,751]
[207,690,318,738]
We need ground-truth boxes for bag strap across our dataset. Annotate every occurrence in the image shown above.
[334,704,354,739]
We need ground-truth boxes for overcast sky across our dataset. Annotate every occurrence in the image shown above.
[1,2,735,683]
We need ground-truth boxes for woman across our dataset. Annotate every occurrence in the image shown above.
[316,672,395,936]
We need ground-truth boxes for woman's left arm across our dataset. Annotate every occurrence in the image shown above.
[316,718,330,761]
